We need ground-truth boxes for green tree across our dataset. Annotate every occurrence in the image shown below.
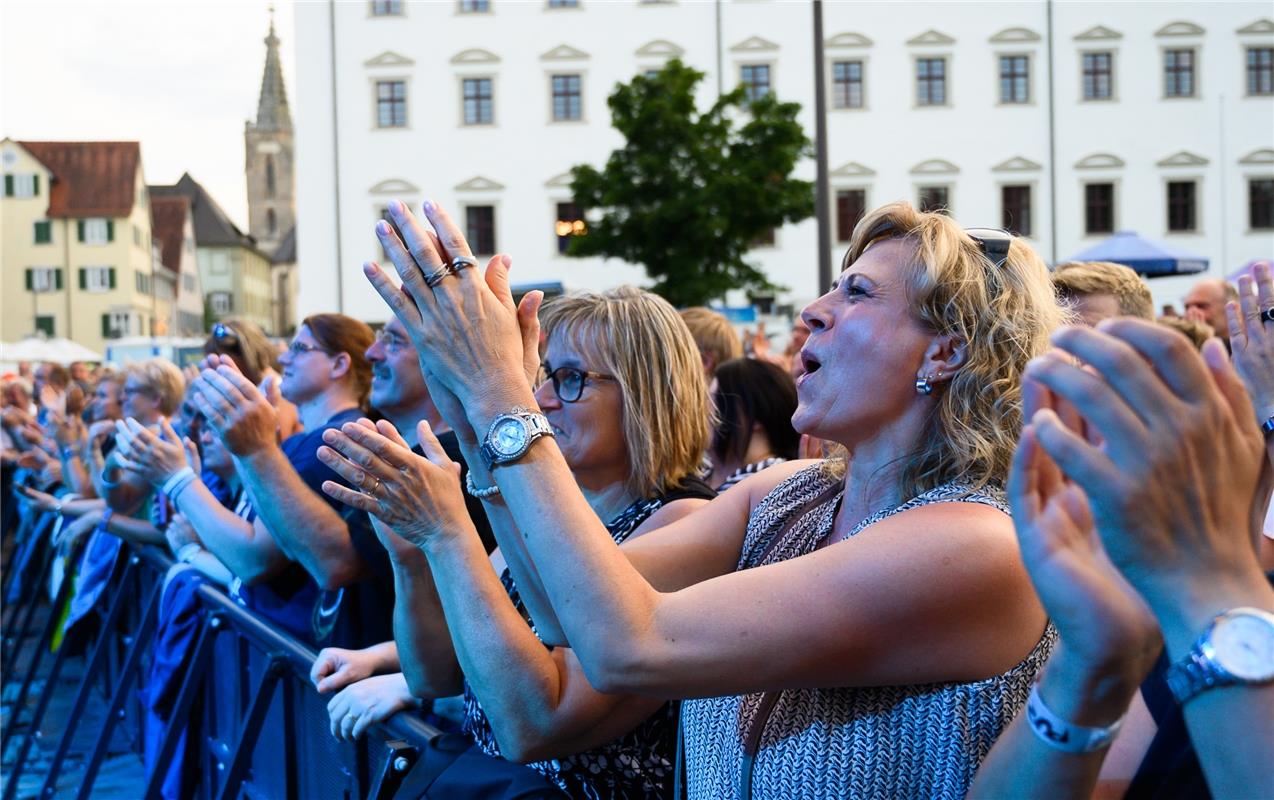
[566,60,814,307]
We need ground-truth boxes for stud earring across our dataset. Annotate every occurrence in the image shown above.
[915,374,933,395]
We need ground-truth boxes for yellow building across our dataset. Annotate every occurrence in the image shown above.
[151,174,275,334]
[1,139,177,354]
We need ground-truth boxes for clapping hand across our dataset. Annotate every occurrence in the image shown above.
[1024,320,1265,647]
[1227,261,1274,424]
[113,417,194,488]
[317,418,475,553]
[191,356,279,457]
[365,199,536,434]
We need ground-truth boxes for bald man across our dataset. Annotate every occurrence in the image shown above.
[1183,278,1238,335]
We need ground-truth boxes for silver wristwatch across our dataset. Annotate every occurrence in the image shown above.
[479,407,554,469]
[1164,606,1274,705]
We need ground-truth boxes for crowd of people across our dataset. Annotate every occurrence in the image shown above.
[2,198,1270,799]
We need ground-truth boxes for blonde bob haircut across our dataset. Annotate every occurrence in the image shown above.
[844,202,1067,498]
[540,286,712,499]
[121,358,186,417]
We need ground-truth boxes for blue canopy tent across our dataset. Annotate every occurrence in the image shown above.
[1065,230,1208,277]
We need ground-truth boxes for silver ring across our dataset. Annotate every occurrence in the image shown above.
[451,255,478,272]
[1261,307,1274,324]
[424,263,454,288]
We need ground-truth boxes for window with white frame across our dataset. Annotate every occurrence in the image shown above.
[1164,49,1195,98]
[740,64,771,103]
[999,55,1029,103]
[916,58,947,105]
[463,78,494,124]
[84,218,110,245]
[459,0,489,12]
[10,174,37,197]
[376,81,408,128]
[1247,47,1273,96]
[371,0,402,15]
[84,266,113,292]
[551,74,582,121]
[1082,52,1114,100]
[209,292,233,314]
[29,267,58,293]
[107,311,132,337]
[831,61,864,109]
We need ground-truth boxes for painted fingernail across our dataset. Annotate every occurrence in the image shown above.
[375,220,390,235]
[422,199,435,213]
[388,199,402,214]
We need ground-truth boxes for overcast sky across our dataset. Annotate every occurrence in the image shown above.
[1,0,296,229]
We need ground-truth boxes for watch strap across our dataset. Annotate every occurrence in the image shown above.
[1164,646,1225,705]
[479,407,553,469]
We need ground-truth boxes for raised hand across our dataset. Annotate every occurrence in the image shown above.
[113,417,192,487]
[317,418,474,551]
[1227,261,1274,424]
[1010,378,1160,679]
[364,199,536,431]
[191,360,279,457]
[1025,320,1265,643]
[16,484,61,513]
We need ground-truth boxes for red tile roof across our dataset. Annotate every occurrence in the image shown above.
[19,141,141,218]
[149,195,189,276]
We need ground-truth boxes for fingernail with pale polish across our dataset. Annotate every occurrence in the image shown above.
[375,220,390,235]
[422,199,435,213]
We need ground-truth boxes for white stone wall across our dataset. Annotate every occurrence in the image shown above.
[295,0,1274,323]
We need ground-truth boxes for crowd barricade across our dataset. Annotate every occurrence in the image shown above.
[2,507,440,800]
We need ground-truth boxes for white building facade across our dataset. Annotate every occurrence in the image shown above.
[294,0,1274,322]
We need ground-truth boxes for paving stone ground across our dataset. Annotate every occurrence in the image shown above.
[1,606,146,799]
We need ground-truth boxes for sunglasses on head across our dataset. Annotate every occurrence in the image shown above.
[858,220,1014,269]
[211,323,240,350]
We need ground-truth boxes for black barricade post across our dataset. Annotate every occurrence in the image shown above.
[4,536,443,799]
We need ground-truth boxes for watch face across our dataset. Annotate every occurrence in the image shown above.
[1211,613,1274,681]
[491,417,528,457]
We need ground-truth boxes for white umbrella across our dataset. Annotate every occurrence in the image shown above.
[0,337,102,364]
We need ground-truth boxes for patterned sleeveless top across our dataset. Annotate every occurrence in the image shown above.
[463,479,715,800]
[679,461,1057,800]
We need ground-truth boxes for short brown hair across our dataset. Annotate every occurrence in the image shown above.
[1052,261,1154,320]
[301,314,375,406]
[679,307,742,375]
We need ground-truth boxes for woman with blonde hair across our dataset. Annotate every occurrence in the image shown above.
[317,285,715,797]
[364,198,1064,798]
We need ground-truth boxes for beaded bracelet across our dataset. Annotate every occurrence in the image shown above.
[465,471,501,499]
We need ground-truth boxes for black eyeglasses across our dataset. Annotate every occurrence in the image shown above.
[287,340,333,357]
[539,363,614,403]
[964,227,1014,268]
[211,322,240,349]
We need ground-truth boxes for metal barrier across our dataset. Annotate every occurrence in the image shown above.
[2,514,440,800]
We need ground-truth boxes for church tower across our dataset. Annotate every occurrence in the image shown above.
[245,8,296,334]
[244,9,294,258]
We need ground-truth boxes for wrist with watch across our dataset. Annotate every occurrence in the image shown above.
[478,406,554,471]
[1164,606,1274,705]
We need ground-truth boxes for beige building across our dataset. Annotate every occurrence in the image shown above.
[151,173,275,334]
[1,139,176,354]
[150,194,205,336]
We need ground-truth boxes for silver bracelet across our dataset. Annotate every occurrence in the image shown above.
[1026,682,1124,753]
[465,470,501,499]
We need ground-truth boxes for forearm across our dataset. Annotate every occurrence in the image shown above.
[236,447,364,587]
[456,438,568,644]
[391,550,463,698]
[174,482,285,583]
[103,512,166,546]
[424,529,579,758]
[58,498,106,517]
[185,551,235,588]
[484,439,661,684]
[970,644,1143,800]
[1153,573,1274,798]
[59,454,93,497]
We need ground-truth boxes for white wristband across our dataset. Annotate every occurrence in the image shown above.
[1026,682,1124,753]
[162,466,196,498]
[175,542,203,564]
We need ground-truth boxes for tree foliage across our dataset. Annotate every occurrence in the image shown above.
[566,60,814,307]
